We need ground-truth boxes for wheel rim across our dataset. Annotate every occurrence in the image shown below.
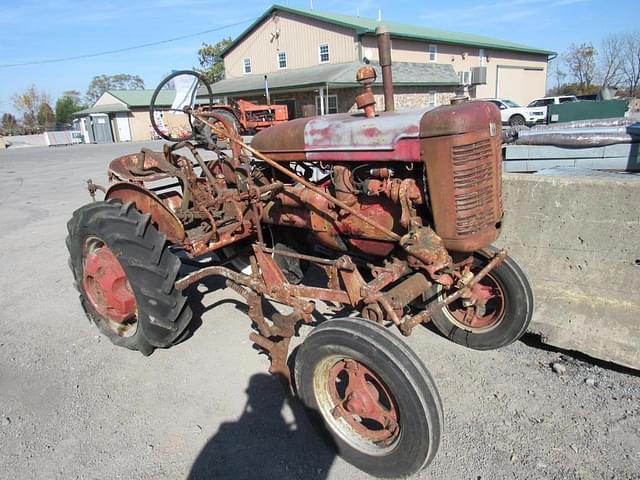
[313,356,400,454]
[211,118,234,141]
[441,270,506,332]
[511,116,524,126]
[82,237,138,337]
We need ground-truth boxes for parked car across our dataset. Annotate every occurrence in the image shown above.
[526,95,578,120]
[484,98,547,127]
[527,95,578,107]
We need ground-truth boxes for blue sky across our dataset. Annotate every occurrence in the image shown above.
[0,0,637,113]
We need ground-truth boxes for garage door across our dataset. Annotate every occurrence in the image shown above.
[496,67,545,106]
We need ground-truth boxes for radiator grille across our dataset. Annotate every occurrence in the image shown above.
[451,139,496,237]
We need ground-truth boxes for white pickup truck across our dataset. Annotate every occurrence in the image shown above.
[485,98,547,127]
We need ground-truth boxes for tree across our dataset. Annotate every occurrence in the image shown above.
[85,74,145,104]
[621,32,640,97]
[11,85,49,127]
[598,34,624,88]
[1,113,17,134]
[549,58,567,93]
[56,95,84,124]
[197,37,233,83]
[564,43,597,94]
[37,102,56,129]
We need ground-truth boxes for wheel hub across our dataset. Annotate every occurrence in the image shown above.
[83,242,136,323]
[448,273,504,329]
[328,359,399,443]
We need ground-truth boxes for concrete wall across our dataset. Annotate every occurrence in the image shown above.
[497,173,640,369]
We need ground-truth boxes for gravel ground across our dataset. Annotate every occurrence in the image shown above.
[1,142,639,480]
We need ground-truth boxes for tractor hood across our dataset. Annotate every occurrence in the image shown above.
[251,101,500,162]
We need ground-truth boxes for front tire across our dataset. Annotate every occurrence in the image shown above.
[66,200,192,355]
[431,247,533,350]
[509,114,526,127]
[294,318,443,478]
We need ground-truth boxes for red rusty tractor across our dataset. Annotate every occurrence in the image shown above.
[66,27,533,478]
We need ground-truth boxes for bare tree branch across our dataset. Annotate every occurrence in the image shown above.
[564,43,597,93]
[621,32,640,97]
[599,34,623,88]
[11,85,49,127]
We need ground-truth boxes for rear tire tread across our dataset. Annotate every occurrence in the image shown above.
[66,201,192,355]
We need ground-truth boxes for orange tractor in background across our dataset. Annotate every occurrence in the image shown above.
[201,99,289,135]
[149,74,289,139]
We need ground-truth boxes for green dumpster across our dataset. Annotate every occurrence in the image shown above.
[548,99,629,123]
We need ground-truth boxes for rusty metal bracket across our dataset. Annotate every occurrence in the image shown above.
[86,179,106,201]
[249,334,292,380]
[399,249,507,335]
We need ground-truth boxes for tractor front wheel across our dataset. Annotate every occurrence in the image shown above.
[66,200,192,355]
[294,318,443,478]
[430,247,534,350]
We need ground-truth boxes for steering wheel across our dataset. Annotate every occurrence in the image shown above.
[149,70,213,142]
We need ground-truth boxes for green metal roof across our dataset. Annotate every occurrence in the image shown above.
[207,61,459,97]
[73,104,131,116]
[222,4,555,57]
[107,89,175,108]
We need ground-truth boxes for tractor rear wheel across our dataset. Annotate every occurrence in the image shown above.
[211,109,241,138]
[294,318,443,478]
[66,200,192,355]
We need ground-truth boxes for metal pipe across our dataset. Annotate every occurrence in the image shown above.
[264,75,270,104]
[375,25,394,112]
[258,245,349,267]
[175,264,256,290]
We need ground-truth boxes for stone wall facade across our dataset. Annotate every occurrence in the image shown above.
[238,85,457,119]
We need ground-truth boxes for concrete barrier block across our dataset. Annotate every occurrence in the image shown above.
[497,173,640,370]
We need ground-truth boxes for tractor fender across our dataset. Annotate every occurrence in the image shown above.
[105,182,185,244]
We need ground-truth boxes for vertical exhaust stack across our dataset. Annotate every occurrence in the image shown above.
[375,25,395,112]
[264,75,271,104]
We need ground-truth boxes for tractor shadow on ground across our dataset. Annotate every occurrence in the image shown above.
[177,261,357,345]
[187,373,336,480]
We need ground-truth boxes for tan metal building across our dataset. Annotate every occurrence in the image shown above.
[215,4,555,114]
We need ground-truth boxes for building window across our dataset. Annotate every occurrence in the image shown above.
[277,51,287,69]
[315,94,338,115]
[319,44,330,63]
[458,70,471,85]
[428,44,437,63]
[427,92,438,107]
[479,48,487,67]
[243,58,252,74]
